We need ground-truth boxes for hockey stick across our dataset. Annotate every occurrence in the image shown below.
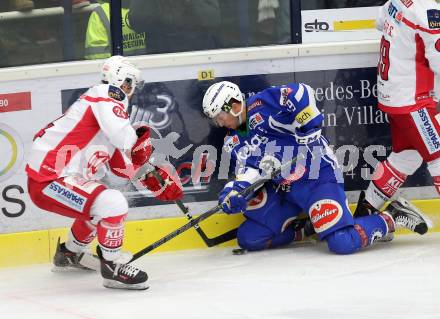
[170,198,238,246]
[147,167,237,247]
[129,156,298,262]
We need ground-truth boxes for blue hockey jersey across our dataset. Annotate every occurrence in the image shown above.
[223,83,340,185]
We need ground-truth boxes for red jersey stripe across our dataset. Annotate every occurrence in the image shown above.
[38,106,100,179]
[82,95,124,107]
[402,16,440,34]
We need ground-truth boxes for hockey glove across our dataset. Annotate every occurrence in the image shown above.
[131,126,152,166]
[219,180,251,214]
[140,166,183,201]
[294,127,322,146]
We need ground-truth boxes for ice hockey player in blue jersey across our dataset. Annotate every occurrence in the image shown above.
[202,81,431,254]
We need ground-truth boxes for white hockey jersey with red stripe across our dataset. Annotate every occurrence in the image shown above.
[26,84,137,182]
[376,0,440,114]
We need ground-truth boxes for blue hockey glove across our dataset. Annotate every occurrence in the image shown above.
[218,180,251,214]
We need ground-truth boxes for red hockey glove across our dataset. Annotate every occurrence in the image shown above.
[131,126,152,166]
[140,166,183,201]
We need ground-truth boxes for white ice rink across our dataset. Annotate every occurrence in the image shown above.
[1,233,440,319]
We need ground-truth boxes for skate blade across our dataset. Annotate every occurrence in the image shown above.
[78,253,100,271]
[395,197,434,230]
[51,265,95,273]
[103,279,149,291]
[376,232,394,242]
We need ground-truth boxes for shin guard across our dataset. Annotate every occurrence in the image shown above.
[366,160,407,209]
[97,214,127,261]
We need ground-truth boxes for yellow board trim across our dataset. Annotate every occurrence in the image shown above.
[333,19,376,31]
[0,213,244,268]
[1,199,439,268]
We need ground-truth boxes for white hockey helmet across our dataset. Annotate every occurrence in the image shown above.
[202,81,244,118]
[101,55,143,95]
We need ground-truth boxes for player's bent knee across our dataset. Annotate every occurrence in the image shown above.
[90,189,128,221]
[388,150,422,175]
[325,227,360,255]
[237,236,268,251]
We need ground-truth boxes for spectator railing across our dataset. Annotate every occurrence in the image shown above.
[0,3,99,21]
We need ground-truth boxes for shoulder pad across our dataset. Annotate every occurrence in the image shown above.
[108,85,126,101]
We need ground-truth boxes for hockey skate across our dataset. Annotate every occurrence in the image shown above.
[52,238,99,272]
[353,191,376,218]
[97,246,149,290]
[353,191,394,242]
[385,197,433,235]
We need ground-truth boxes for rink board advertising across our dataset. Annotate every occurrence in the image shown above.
[0,54,436,233]
[301,7,382,43]
[62,67,431,208]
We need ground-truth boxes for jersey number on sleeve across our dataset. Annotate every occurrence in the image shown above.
[378,37,390,81]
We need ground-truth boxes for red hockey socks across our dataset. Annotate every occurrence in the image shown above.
[366,160,407,209]
[97,214,127,261]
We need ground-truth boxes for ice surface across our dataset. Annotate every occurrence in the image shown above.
[1,233,440,319]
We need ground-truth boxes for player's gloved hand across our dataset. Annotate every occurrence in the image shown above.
[218,180,251,214]
[140,166,183,201]
[131,126,152,166]
[294,127,322,146]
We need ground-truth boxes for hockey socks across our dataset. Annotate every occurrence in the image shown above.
[352,213,394,248]
[366,160,407,210]
[434,176,440,195]
[97,214,126,261]
[65,219,97,253]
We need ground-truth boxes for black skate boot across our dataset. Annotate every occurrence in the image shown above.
[52,238,98,272]
[385,197,432,235]
[291,216,316,238]
[353,192,394,242]
[353,191,376,218]
[97,246,149,290]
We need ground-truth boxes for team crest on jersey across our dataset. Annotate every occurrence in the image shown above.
[249,112,264,129]
[113,105,128,119]
[86,151,111,178]
[309,199,343,233]
[399,0,412,8]
[108,85,126,101]
[427,10,440,29]
[223,135,240,153]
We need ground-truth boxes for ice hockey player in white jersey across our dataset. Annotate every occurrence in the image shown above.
[26,56,183,290]
[355,0,440,217]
